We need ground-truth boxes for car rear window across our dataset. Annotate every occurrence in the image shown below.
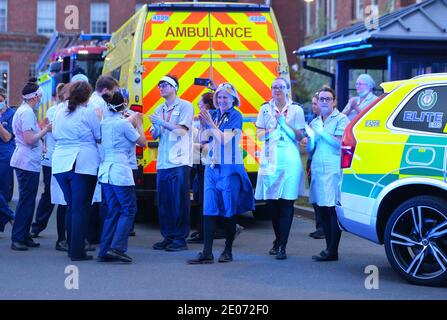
[393,85,447,134]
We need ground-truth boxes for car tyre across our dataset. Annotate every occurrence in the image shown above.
[384,195,447,287]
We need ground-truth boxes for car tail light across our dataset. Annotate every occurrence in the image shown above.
[136,146,143,157]
[130,104,143,113]
[341,94,387,169]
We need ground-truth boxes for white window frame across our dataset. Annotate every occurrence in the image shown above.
[305,2,311,36]
[0,61,9,98]
[0,0,7,33]
[37,0,56,36]
[90,3,109,34]
[330,0,337,31]
[355,0,364,21]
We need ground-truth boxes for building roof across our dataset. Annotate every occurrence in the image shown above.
[297,0,447,59]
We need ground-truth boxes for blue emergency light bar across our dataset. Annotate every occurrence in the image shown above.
[80,34,111,41]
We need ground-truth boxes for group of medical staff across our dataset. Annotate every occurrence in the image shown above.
[0,72,376,264]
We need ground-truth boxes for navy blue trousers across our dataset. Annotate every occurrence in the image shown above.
[268,199,295,250]
[31,165,54,235]
[11,168,40,243]
[99,184,137,257]
[156,166,191,245]
[0,161,14,232]
[55,170,97,260]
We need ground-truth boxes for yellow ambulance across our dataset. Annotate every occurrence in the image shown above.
[102,2,289,218]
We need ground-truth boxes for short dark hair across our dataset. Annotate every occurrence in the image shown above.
[22,77,39,96]
[108,91,126,112]
[67,81,92,113]
[318,85,336,100]
[95,75,119,92]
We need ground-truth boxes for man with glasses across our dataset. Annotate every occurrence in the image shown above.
[342,74,377,122]
[305,86,349,261]
[149,75,194,252]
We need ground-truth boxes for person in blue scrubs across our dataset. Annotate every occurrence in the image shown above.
[255,77,307,260]
[52,81,101,261]
[97,91,146,263]
[0,88,16,232]
[188,82,254,264]
[306,86,349,262]
[10,78,52,250]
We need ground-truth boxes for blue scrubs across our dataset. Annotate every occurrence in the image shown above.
[203,107,254,217]
[0,108,16,231]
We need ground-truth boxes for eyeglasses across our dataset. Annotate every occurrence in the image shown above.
[272,85,286,90]
[158,82,172,89]
[355,82,367,86]
[318,97,334,103]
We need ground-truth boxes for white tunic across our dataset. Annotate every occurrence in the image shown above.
[308,109,349,206]
[98,113,140,186]
[10,102,42,172]
[255,100,306,200]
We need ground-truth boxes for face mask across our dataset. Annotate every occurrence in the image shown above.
[0,102,5,110]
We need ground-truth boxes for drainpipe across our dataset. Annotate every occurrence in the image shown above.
[301,59,335,89]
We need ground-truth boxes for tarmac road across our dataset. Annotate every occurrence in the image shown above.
[0,205,446,300]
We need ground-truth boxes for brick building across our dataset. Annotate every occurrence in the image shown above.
[0,0,421,106]
[303,0,423,41]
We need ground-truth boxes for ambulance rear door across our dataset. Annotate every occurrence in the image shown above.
[208,6,288,174]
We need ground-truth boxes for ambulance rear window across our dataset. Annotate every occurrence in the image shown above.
[393,85,447,134]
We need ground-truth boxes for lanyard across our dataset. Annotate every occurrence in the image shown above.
[162,107,175,123]
[214,112,229,129]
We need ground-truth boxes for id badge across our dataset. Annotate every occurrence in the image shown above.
[277,136,286,147]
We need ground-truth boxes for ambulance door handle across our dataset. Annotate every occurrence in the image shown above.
[147,141,159,148]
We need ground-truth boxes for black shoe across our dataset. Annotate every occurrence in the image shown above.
[153,239,172,250]
[186,233,203,244]
[106,249,132,263]
[312,253,338,261]
[309,229,325,239]
[71,254,94,261]
[55,240,68,252]
[276,250,287,260]
[165,243,188,252]
[29,231,39,238]
[218,251,233,263]
[25,237,40,248]
[129,231,136,237]
[269,240,279,255]
[11,242,28,251]
[187,252,214,264]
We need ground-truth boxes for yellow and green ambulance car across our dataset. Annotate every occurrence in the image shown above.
[340,73,447,286]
